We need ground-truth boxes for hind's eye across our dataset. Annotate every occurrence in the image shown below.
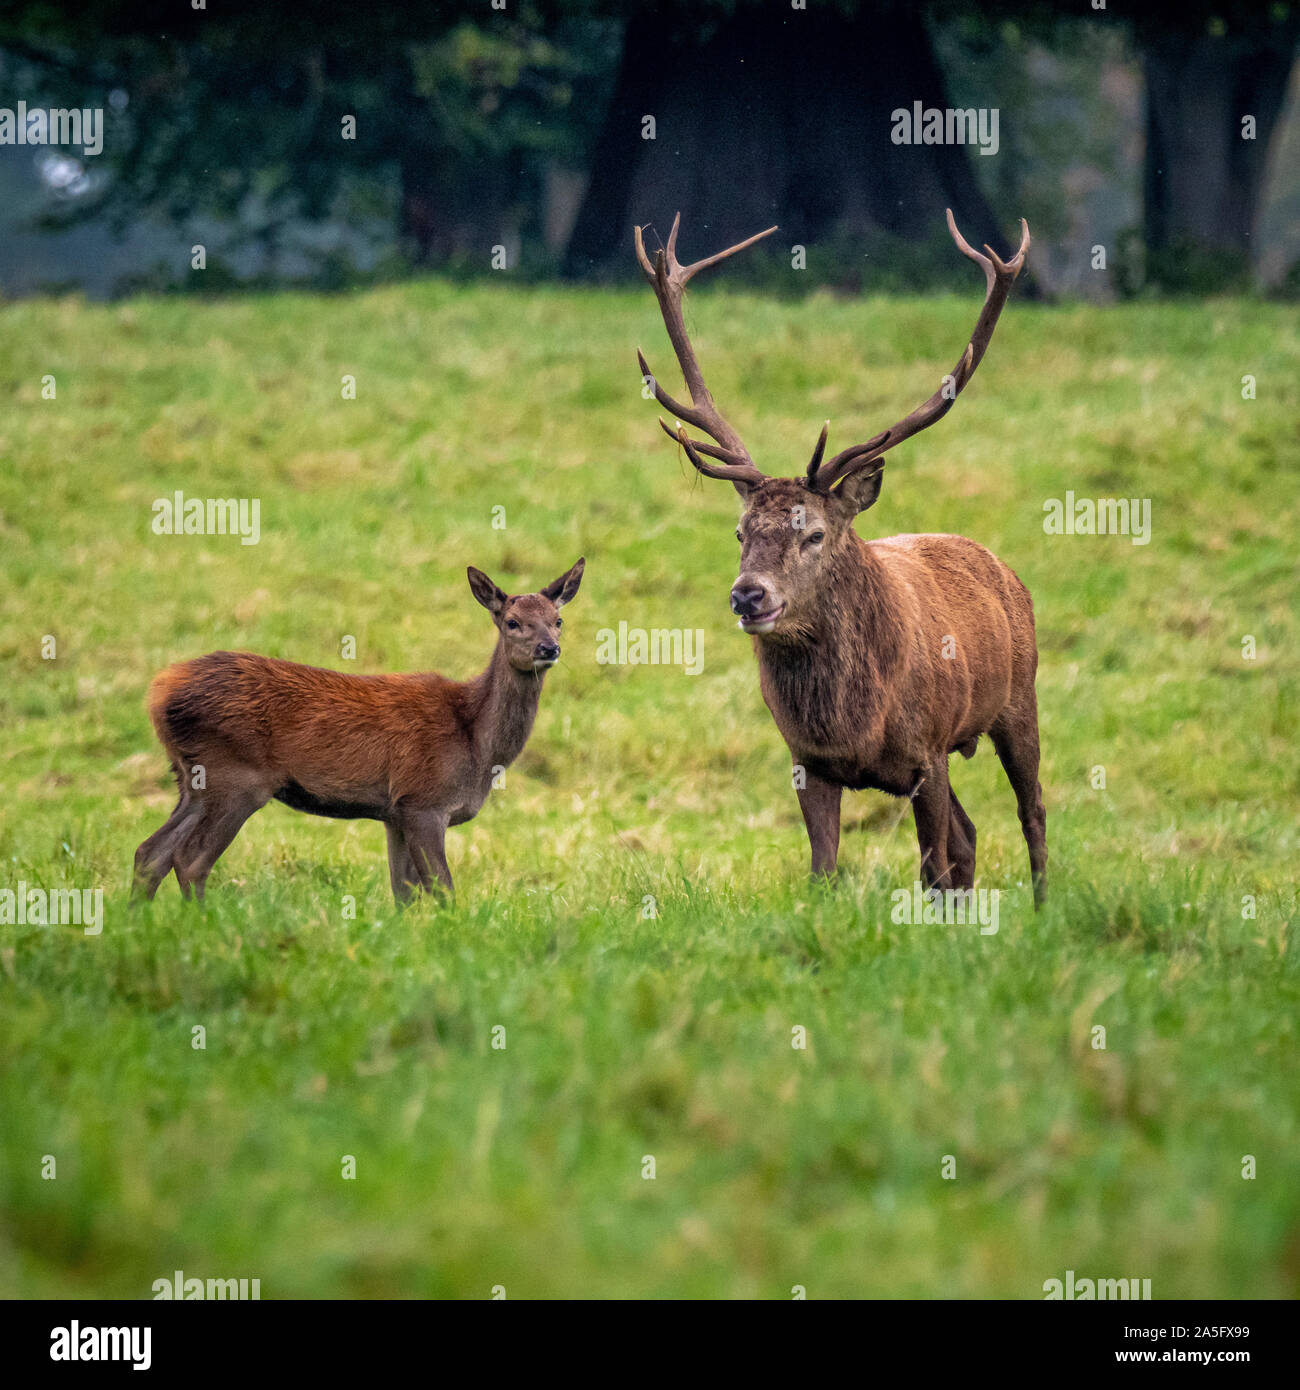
[555,618,563,630]
[506,620,520,631]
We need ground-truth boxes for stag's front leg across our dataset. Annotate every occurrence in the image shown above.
[796,771,842,880]
[911,763,954,893]
[946,786,977,890]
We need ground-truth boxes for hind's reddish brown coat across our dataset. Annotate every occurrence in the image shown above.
[133,560,583,901]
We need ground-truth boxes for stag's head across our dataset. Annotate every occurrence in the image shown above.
[634,211,1029,639]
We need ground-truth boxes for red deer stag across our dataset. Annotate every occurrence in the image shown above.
[635,211,1045,906]
[133,559,584,902]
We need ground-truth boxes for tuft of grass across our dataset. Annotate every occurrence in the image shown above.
[0,282,1297,1297]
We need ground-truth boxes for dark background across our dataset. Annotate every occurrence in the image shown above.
[0,0,1297,298]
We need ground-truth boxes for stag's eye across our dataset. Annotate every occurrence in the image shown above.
[805,530,825,545]
[735,529,743,542]
[506,619,520,631]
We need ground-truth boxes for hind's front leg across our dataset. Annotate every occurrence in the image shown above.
[385,822,419,904]
[398,807,454,899]
[796,771,842,879]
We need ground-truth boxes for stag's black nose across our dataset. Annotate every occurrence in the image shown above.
[730,583,769,618]
[535,642,560,662]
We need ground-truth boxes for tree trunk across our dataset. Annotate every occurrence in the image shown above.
[400,146,516,266]
[1141,24,1297,287]
[563,3,1009,279]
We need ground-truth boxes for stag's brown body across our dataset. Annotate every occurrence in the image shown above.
[133,560,584,902]
[757,517,1036,791]
[634,211,1046,904]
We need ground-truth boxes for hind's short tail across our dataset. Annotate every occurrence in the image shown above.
[146,666,183,733]
[146,665,188,750]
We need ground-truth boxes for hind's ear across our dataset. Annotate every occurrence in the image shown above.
[541,556,585,608]
[834,463,884,515]
[467,567,507,615]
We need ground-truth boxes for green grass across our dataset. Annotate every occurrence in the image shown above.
[1,280,1297,1298]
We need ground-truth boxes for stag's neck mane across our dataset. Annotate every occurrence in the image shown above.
[755,537,909,752]
[463,641,546,771]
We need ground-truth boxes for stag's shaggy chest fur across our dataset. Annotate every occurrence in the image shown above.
[755,532,1029,795]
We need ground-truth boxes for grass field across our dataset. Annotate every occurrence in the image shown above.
[1,278,1297,1299]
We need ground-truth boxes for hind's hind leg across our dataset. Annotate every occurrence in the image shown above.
[173,787,268,901]
[991,695,1047,908]
[168,761,273,901]
[132,793,200,900]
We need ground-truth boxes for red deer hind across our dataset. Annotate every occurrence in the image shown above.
[133,559,584,902]
[635,211,1046,906]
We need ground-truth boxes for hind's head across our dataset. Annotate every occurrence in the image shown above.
[467,558,585,673]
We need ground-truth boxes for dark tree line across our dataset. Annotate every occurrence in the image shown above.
[562,2,1009,275]
[1,0,1295,289]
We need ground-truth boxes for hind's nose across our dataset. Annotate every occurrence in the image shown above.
[535,642,560,662]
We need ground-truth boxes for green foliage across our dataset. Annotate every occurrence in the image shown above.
[1,282,1297,1296]
[409,21,586,161]
[0,6,616,259]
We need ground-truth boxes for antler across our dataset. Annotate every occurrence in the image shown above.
[809,208,1030,493]
[635,213,777,489]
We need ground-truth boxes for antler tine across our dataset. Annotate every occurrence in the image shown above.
[946,208,1030,292]
[634,214,777,475]
[805,421,830,484]
[655,416,740,465]
[661,419,766,489]
[636,347,745,461]
[664,210,681,266]
[676,222,780,284]
[810,209,1030,493]
[633,222,656,280]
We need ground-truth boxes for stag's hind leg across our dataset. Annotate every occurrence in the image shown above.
[991,698,1047,908]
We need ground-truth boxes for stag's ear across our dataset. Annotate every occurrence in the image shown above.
[467,567,507,615]
[834,463,884,515]
[541,556,585,608]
